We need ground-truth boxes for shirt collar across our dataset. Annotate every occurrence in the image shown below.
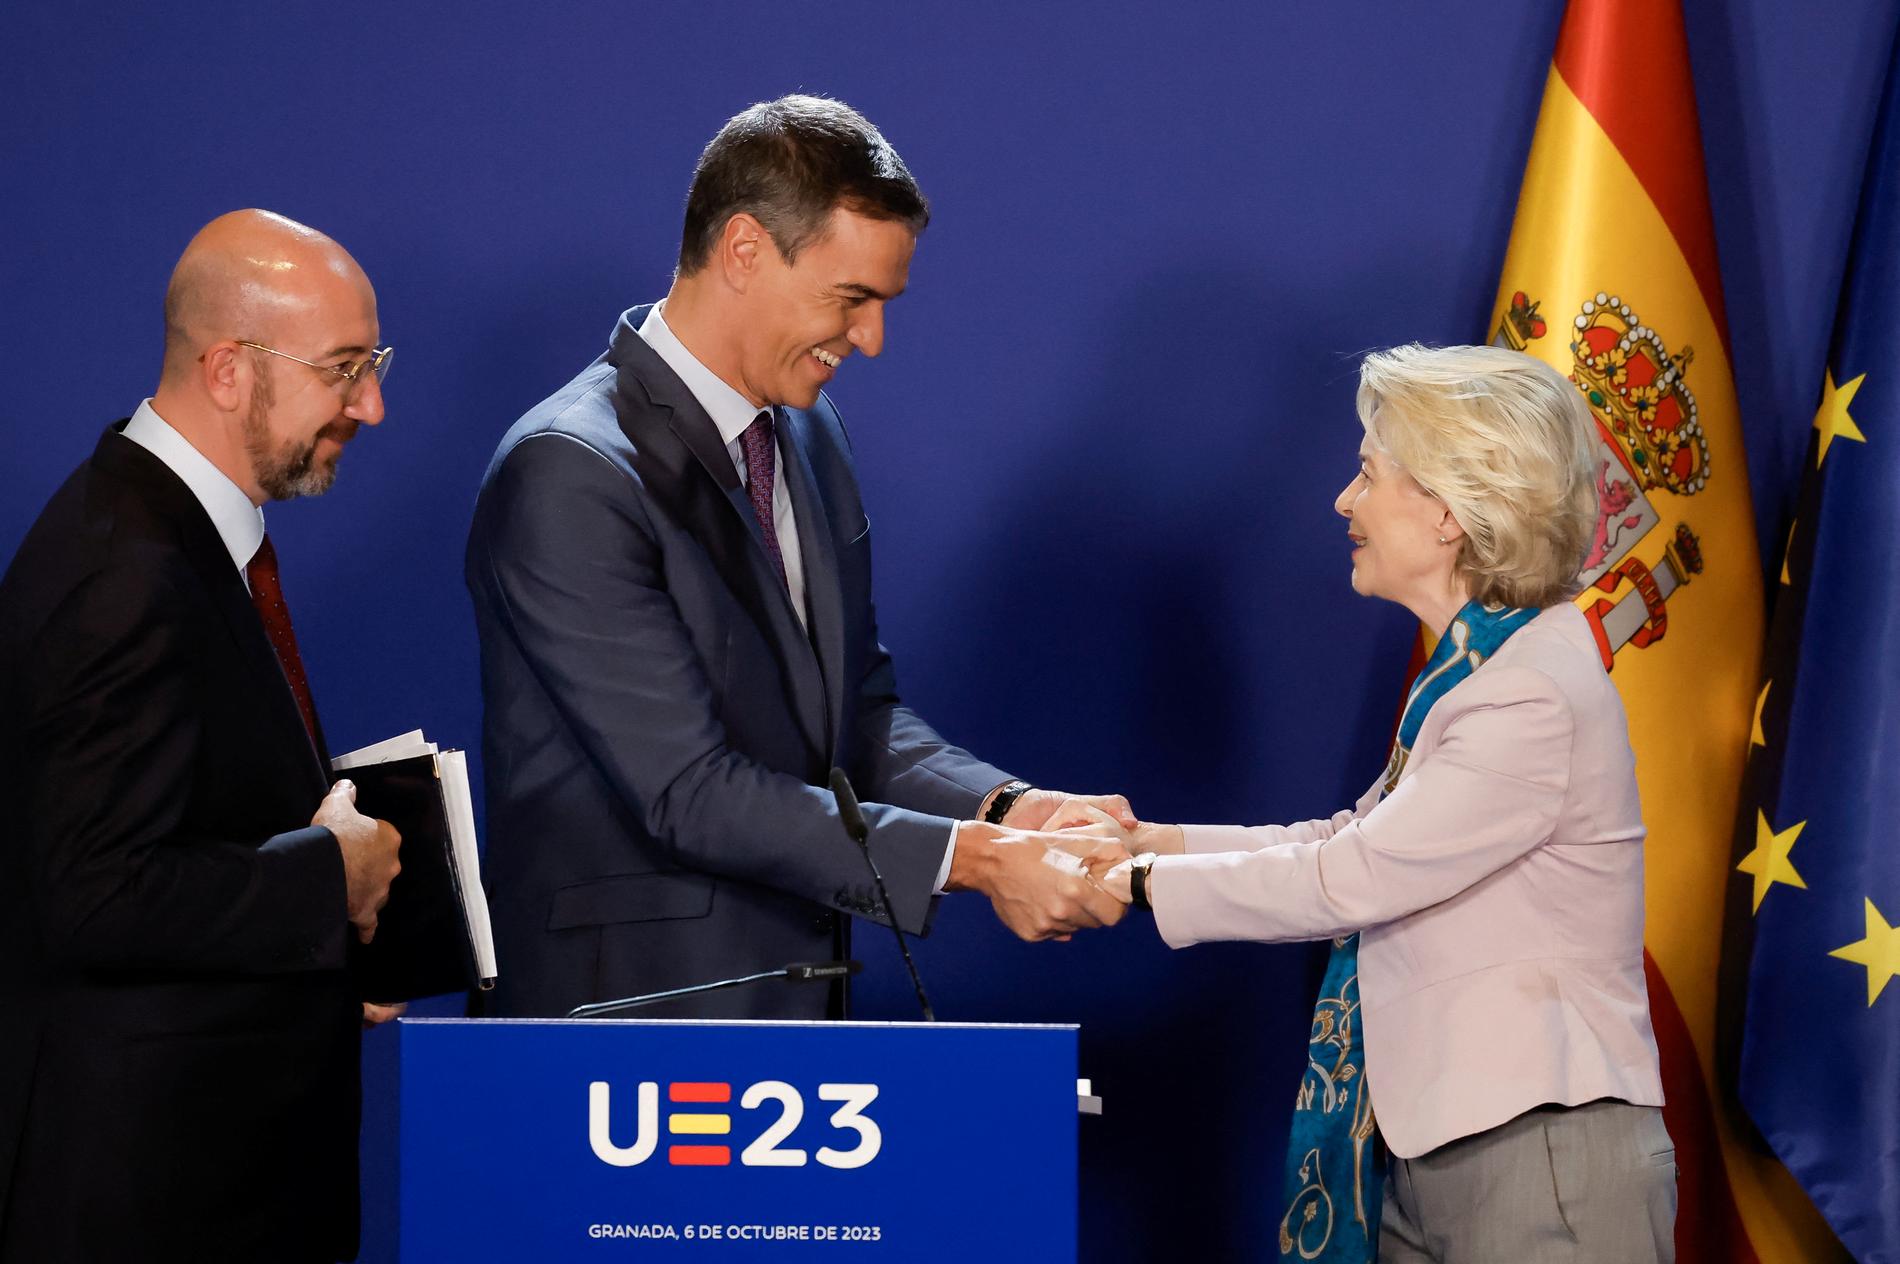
[122,399,266,574]
[637,301,770,445]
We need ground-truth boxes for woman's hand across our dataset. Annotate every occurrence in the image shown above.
[995,787,1138,832]
[1097,857,1135,905]
[1042,798,1187,857]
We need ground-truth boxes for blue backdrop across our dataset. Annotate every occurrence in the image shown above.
[4,3,1896,1258]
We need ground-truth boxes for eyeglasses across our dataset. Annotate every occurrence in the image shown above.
[235,340,393,394]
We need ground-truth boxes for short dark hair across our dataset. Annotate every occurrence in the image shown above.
[677,95,929,276]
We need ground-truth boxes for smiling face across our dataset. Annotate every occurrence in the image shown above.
[734,206,914,410]
[241,263,386,500]
[1334,437,1463,614]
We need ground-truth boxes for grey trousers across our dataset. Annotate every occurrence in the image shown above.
[1379,1099,1677,1263]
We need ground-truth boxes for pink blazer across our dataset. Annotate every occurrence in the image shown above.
[1151,603,1663,1158]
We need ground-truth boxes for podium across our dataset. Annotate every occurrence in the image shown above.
[391,1018,1079,1260]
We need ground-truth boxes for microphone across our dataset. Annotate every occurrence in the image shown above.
[564,960,862,1019]
[829,768,935,1022]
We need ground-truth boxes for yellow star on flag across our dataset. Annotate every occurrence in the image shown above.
[1737,811,1807,912]
[1829,898,1900,1005]
[1752,681,1771,748]
[1813,369,1867,467]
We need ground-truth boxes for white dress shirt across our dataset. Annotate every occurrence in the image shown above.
[123,400,265,586]
[637,304,808,631]
[635,304,963,891]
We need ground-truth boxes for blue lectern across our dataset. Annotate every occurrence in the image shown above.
[392,1018,1079,1260]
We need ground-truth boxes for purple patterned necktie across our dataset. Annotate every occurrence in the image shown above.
[740,409,787,587]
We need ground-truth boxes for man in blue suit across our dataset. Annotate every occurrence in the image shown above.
[467,95,1130,1019]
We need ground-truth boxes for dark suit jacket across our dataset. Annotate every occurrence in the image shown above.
[467,306,1011,1020]
[0,427,360,1263]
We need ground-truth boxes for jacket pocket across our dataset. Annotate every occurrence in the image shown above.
[547,871,715,930]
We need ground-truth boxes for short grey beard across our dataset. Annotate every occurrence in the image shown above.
[242,356,337,501]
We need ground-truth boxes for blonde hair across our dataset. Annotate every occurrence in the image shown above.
[1357,344,1599,609]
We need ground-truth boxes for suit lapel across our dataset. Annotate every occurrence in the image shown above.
[96,431,330,796]
[664,404,780,568]
[778,410,845,757]
[612,308,786,588]
[609,311,830,754]
[195,543,332,790]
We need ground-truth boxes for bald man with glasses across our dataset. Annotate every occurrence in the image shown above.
[0,209,401,1263]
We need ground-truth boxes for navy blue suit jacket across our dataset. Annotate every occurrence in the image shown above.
[467,307,1011,1019]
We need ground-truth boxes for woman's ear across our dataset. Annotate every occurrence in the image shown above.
[1437,504,1466,546]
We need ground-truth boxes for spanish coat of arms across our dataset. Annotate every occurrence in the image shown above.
[1496,289,1708,668]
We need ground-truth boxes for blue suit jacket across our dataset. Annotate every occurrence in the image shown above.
[467,306,1011,1019]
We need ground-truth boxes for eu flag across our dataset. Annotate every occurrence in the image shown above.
[1737,25,1900,1262]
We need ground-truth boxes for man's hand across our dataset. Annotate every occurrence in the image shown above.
[1038,811,1141,906]
[994,786,1137,833]
[362,1001,407,1028]
[313,779,401,944]
[947,822,1131,942]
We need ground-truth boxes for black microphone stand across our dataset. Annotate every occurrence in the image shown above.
[565,960,861,1019]
[830,768,936,1022]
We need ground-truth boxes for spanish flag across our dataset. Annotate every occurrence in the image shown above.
[1487,0,1837,1257]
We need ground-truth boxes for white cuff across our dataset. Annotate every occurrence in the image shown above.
[931,822,958,893]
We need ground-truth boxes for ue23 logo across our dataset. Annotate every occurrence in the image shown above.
[589,1080,882,1170]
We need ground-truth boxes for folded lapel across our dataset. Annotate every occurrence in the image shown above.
[609,313,829,753]
[612,309,799,609]
[778,409,846,757]
[99,433,330,795]
[665,402,786,564]
[201,549,332,791]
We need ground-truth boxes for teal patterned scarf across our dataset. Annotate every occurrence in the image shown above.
[1276,601,1536,1261]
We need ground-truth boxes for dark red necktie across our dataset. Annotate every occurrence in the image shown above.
[740,410,788,587]
[245,534,321,747]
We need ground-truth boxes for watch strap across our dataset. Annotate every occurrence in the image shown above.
[1130,853,1156,911]
[983,779,1033,825]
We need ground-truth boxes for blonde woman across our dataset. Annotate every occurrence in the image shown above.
[1066,345,1675,1262]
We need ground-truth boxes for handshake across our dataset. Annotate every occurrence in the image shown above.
[946,787,1181,942]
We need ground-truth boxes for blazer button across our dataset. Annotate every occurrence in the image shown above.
[812,912,838,935]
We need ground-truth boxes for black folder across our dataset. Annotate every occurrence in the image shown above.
[343,752,491,1001]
